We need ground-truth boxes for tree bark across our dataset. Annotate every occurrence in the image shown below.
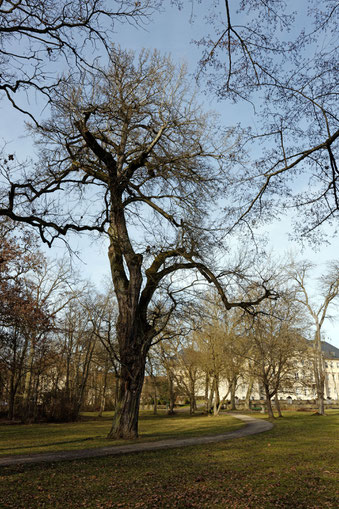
[107,329,148,439]
[275,393,282,417]
[208,378,215,414]
[230,378,237,411]
[213,376,220,416]
[107,192,152,439]
[244,377,254,410]
[107,363,146,439]
[167,372,176,415]
[204,373,210,413]
[264,385,275,419]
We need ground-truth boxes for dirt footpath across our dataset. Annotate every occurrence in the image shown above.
[0,414,273,467]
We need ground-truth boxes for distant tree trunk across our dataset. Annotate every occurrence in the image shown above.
[264,384,275,419]
[215,375,220,407]
[153,385,158,415]
[32,374,41,421]
[204,373,210,413]
[244,378,254,410]
[188,372,197,415]
[114,373,120,410]
[212,376,221,416]
[23,340,35,421]
[8,379,16,421]
[213,388,230,416]
[8,329,28,420]
[213,393,218,416]
[230,378,237,411]
[189,384,197,415]
[98,364,109,417]
[73,339,96,420]
[167,372,176,415]
[208,378,215,414]
[275,393,282,417]
[314,326,325,415]
[190,393,197,415]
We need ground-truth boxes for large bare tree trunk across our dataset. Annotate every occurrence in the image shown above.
[107,198,152,439]
[107,289,150,439]
[107,352,146,439]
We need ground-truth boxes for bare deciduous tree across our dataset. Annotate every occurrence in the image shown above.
[192,0,338,241]
[0,0,161,122]
[0,47,276,438]
[289,261,339,415]
[245,295,308,418]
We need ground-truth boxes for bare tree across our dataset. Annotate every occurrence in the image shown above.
[191,0,338,242]
[0,47,276,438]
[289,261,339,415]
[174,340,203,415]
[21,257,79,421]
[195,296,233,415]
[242,291,307,418]
[0,0,162,122]
[0,218,51,420]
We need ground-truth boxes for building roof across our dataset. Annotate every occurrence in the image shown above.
[309,340,339,359]
[320,341,339,359]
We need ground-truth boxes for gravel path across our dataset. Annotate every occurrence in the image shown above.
[0,414,273,467]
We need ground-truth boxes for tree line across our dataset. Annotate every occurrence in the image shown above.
[2,220,337,424]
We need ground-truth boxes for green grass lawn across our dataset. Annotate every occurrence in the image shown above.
[0,411,338,508]
[0,410,243,456]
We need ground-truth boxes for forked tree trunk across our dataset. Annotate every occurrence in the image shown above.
[264,385,275,419]
[213,388,230,416]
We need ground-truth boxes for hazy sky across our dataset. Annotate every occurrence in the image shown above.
[1,1,338,347]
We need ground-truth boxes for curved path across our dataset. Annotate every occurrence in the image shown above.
[0,414,273,467]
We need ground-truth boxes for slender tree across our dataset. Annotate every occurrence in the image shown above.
[245,296,308,418]
[289,261,339,415]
